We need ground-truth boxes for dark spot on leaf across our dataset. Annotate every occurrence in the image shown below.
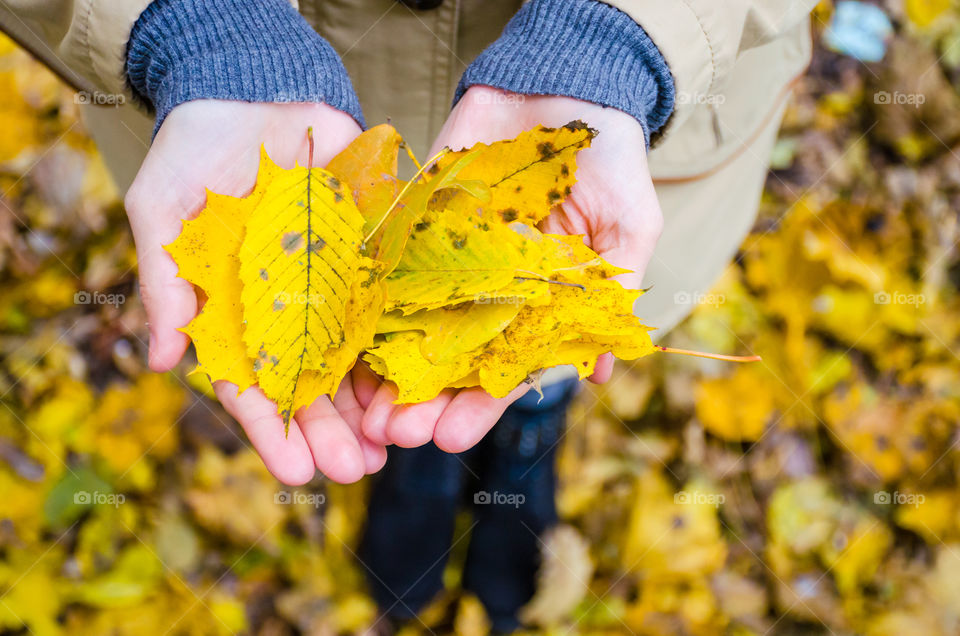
[537,142,557,159]
[547,189,563,204]
[308,237,326,253]
[334,191,344,203]
[515,185,523,193]
[259,269,269,281]
[560,164,570,177]
[564,185,572,196]
[427,163,440,175]
[273,298,285,311]
[499,208,518,222]
[282,232,303,254]
[297,199,305,207]
[326,175,341,189]
[541,126,557,133]
[414,221,430,232]
[270,355,279,365]
[253,360,262,372]
[564,120,590,132]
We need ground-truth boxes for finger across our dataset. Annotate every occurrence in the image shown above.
[433,385,530,454]
[127,202,198,371]
[296,396,367,484]
[351,361,382,410]
[384,389,456,448]
[359,437,388,474]
[589,353,615,384]
[360,382,401,446]
[215,381,316,486]
[332,375,388,474]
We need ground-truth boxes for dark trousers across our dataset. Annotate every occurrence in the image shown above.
[359,379,578,633]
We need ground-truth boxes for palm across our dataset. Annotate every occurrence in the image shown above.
[360,87,663,450]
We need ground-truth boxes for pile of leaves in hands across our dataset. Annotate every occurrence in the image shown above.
[4,1,960,632]
[166,120,653,424]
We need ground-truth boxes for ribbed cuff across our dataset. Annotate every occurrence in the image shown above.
[126,0,365,135]
[454,0,675,145]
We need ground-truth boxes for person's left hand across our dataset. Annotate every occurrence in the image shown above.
[360,86,664,454]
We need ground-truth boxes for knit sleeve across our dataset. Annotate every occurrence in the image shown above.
[455,0,675,145]
[125,0,365,135]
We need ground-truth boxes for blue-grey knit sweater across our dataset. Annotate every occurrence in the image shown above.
[126,0,675,143]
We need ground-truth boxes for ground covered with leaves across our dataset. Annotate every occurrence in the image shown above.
[2,3,960,634]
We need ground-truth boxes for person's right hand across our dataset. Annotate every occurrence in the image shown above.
[123,99,388,485]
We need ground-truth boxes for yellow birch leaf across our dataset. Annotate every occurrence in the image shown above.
[292,258,385,410]
[165,191,258,392]
[238,148,369,423]
[430,121,596,225]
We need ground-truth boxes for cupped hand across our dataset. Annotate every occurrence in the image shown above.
[361,86,664,453]
[123,99,387,485]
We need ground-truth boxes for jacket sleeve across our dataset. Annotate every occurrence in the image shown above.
[599,0,818,136]
[0,0,150,96]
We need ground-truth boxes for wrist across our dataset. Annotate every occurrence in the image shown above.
[454,0,674,145]
[126,0,364,135]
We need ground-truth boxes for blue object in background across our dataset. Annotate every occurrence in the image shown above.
[823,1,894,63]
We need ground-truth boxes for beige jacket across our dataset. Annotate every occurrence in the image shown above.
[0,0,814,334]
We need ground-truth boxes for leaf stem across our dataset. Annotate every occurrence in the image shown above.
[655,345,762,363]
[364,147,449,244]
[400,141,422,171]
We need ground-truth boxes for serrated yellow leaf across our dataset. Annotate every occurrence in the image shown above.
[165,191,258,392]
[238,149,369,423]
[292,258,385,411]
[431,122,595,225]
[376,300,521,364]
[384,212,550,314]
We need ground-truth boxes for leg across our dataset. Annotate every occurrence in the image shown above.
[462,378,579,633]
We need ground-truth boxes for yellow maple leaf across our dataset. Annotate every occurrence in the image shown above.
[166,189,258,392]
[431,122,596,225]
